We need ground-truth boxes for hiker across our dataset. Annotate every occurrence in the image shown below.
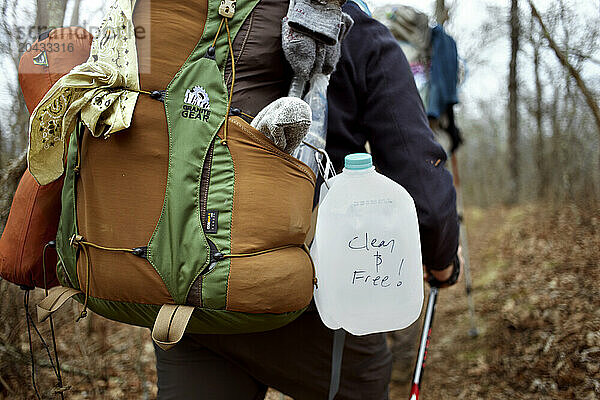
[152,1,460,399]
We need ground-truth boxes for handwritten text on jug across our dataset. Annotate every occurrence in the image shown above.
[348,232,404,288]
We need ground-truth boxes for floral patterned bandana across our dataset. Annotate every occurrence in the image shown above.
[28,0,139,185]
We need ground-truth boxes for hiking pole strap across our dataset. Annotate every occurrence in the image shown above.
[328,328,346,400]
[152,305,195,351]
[37,286,83,323]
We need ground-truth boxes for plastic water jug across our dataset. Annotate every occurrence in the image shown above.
[313,153,423,335]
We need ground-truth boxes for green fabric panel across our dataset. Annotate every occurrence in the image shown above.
[180,0,260,74]
[150,0,260,306]
[201,141,234,309]
[81,296,161,328]
[81,296,307,335]
[149,57,227,304]
[56,131,80,290]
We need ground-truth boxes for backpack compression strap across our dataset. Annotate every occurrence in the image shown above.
[152,304,196,351]
[37,286,83,323]
[38,288,195,352]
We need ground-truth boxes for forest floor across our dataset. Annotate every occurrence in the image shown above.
[1,203,598,399]
[390,203,600,400]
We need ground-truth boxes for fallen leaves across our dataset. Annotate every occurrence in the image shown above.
[401,204,600,400]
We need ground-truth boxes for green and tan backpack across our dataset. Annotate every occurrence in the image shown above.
[37,0,317,350]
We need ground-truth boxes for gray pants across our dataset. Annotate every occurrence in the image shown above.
[154,310,392,400]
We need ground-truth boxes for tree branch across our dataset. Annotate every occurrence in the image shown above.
[435,0,449,26]
[0,374,15,395]
[529,0,600,137]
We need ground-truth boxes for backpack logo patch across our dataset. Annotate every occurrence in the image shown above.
[33,51,49,67]
[182,86,211,122]
[205,210,219,234]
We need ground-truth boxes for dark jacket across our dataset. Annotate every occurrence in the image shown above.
[326,2,459,269]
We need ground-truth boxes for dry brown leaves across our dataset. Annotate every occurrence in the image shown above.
[395,204,600,400]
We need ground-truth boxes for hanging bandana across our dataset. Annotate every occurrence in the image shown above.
[28,0,139,185]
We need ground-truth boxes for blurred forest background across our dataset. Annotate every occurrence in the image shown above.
[447,0,600,208]
[0,0,599,399]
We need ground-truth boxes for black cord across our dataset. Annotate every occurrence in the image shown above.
[21,243,68,399]
[24,291,43,400]
[43,242,67,399]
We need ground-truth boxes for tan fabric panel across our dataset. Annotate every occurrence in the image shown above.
[224,117,315,312]
[78,247,173,305]
[226,248,314,313]
[76,95,171,304]
[226,117,315,252]
[135,0,208,90]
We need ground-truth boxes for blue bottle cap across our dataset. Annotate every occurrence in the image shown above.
[344,153,373,170]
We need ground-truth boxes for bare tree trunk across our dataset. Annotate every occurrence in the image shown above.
[48,0,68,27]
[435,0,448,26]
[35,0,49,27]
[531,29,546,199]
[507,0,520,204]
[0,126,5,169]
[35,0,68,33]
[70,0,82,26]
[0,151,27,233]
[549,86,562,202]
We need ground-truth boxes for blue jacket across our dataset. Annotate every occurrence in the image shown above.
[326,2,459,269]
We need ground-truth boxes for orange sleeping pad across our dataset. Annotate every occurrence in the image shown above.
[0,27,92,289]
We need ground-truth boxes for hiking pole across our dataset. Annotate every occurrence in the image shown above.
[450,154,478,338]
[409,286,438,400]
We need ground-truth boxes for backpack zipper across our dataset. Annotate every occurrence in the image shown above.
[206,238,221,272]
[200,139,221,274]
[200,139,215,231]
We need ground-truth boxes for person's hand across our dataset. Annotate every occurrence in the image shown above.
[423,246,463,288]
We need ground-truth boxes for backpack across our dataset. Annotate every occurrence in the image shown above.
[35,0,317,350]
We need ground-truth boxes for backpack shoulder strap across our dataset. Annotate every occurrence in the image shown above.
[328,328,346,400]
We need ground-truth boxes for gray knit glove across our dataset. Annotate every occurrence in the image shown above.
[251,97,312,154]
[322,12,354,75]
[288,0,343,46]
[282,17,318,83]
[283,11,353,84]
